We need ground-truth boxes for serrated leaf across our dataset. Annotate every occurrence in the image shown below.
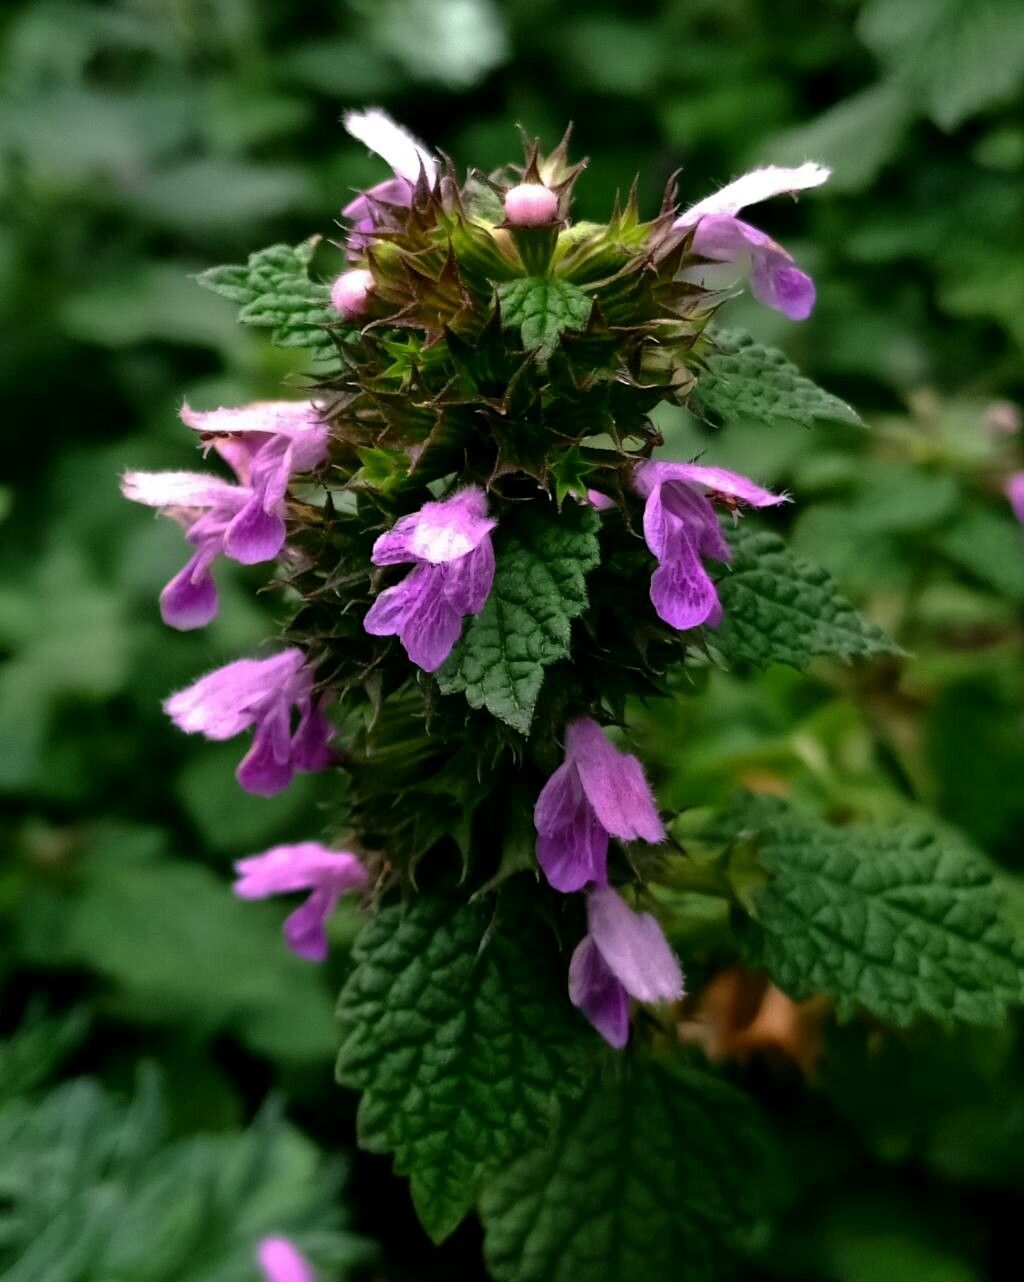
[480,1059,768,1282]
[335,889,591,1242]
[498,277,593,357]
[725,803,1024,1026]
[437,505,601,733]
[693,329,862,429]
[858,0,1024,130]
[195,238,336,360]
[713,523,901,669]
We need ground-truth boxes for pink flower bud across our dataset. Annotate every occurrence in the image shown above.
[504,182,559,228]
[330,268,374,318]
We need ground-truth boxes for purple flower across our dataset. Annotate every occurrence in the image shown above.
[676,162,830,320]
[342,109,437,255]
[634,461,788,631]
[257,1237,316,1282]
[363,487,496,672]
[235,842,367,962]
[569,885,684,1049]
[1007,473,1024,525]
[122,401,328,631]
[164,649,335,797]
[533,717,664,893]
[504,181,559,227]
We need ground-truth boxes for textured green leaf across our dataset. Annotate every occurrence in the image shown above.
[480,1059,768,1282]
[438,505,601,733]
[195,237,336,359]
[715,799,1024,1025]
[0,1070,368,1281]
[498,276,593,357]
[858,0,1024,130]
[693,329,862,429]
[713,523,900,669]
[335,889,591,1242]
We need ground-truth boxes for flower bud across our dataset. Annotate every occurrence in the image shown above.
[504,182,559,228]
[330,268,374,318]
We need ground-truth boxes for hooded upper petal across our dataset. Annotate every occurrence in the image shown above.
[567,718,665,845]
[372,488,495,567]
[234,842,366,899]
[636,460,787,509]
[587,885,684,1005]
[121,470,245,512]
[163,650,305,738]
[677,162,830,225]
[343,108,438,185]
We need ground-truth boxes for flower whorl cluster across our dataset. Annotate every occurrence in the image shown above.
[126,109,830,1046]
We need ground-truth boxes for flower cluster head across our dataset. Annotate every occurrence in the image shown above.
[125,108,833,1048]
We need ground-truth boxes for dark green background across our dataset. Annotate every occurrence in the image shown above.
[2,1,1023,1279]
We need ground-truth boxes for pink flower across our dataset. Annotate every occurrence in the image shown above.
[342,109,437,256]
[634,461,788,631]
[1007,473,1024,525]
[364,487,496,672]
[676,162,829,320]
[569,885,684,1048]
[533,717,664,893]
[257,1237,316,1282]
[504,182,559,227]
[164,650,335,797]
[235,843,367,962]
[122,401,328,630]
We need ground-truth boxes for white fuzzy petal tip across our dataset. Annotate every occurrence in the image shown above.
[343,108,438,185]
[678,162,831,226]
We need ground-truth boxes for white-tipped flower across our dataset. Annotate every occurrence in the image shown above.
[504,182,559,227]
[330,268,375,319]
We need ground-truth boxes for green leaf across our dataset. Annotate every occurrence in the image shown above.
[0,1070,368,1280]
[437,505,601,733]
[713,524,901,670]
[764,84,914,193]
[498,276,593,357]
[715,799,1024,1026]
[195,237,336,360]
[858,0,1024,130]
[480,1059,768,1282]
[335,888,591,1242]
[937,504,1024,604]
[692,329,862,429]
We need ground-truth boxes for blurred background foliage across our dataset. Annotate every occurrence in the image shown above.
[1,0,1022,1278]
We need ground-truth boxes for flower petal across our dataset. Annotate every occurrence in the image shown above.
[587,885,684,1004]
[1008,473,1024,525]
[406,488,495,564]
[223,494,286,564]
[257,1236,317,1282]
[650,523,721,631]
[567,718,665,845]
[121,470,243,511]
[637,460,787,509]
[164,651,304,738]
[442,539,495,615]
[399,583,464,672]
[677,162,830,225]
[234,843,366,898]
[568,936,630,1049]
[159,555,219,630]
[343,108,438,184]
[283,887,342,962]
[534,761,609,892]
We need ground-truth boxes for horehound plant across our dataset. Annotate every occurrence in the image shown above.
[124,112,1024,1280]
